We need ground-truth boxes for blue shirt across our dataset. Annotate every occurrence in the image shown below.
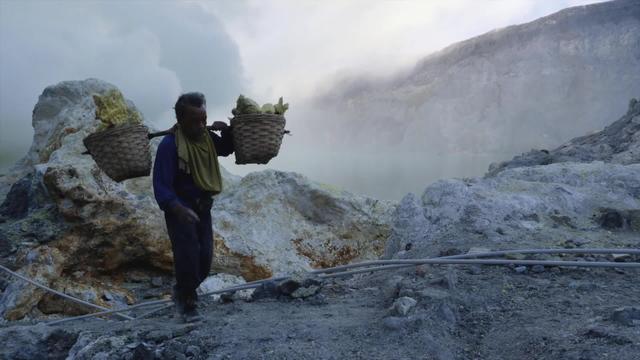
[153,128,234,212]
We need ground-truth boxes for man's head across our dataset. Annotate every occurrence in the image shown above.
[175,92,207,140]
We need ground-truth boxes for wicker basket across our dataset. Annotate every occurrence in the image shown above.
[83,124,152,182]
[230,114,286,164]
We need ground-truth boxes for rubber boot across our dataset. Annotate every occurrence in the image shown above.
[183,291,203,323]
[172,285,188,323]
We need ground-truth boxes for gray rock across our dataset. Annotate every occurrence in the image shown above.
[514,266,528,274]
[416,288,450,302]
[387,161,640,263]
[437,303,457,325]
[531,265,545,273]
[382,316,408,330]
[198,273,254,301]
[185,345,201,357]
[488,99,640,176]
[389,296,417,316]
[381,275,404,303]
[611,307,640,326]
[212,169,396,279]
[291,285,321,299]
[583,326,632,345]
[131,343,154,360]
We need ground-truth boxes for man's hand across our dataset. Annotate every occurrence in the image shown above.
[210,121,229,131]
[171,203,200,224]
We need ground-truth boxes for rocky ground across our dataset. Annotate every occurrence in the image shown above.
[0,259,638,360]
[0,79,638,359]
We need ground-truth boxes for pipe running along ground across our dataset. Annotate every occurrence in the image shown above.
[37,248,639,326]
[0,264,134,321]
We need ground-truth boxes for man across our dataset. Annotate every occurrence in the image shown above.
[153,92,234,323]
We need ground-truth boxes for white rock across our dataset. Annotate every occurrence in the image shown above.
[197,273,254,301]
[389,296,417,317]
[211,169,395,280]
[390,161,640,259]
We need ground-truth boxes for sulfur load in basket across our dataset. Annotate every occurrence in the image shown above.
[229,95,289,165]
[83,90,152,182]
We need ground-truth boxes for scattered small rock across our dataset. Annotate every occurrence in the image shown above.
[467,247,492,255]
[416,288,449,302]
[514,266,528,274]
[611,307,640,326]
[414,265,427,278]
[531,265,545,273]
[611,253,632,262]
[563,238,590,248]
[445,267,457,290]
[144,329,172,343]
[382,316,407,330]
[382,275,404,303]
[582,326,632,345]
[389,296,417,316]
[250,281,279,301]
[467,265,482,275]
[598,209,624,229]
[277,275,322,297]
[185,345,201,357]
[102,291,114,301]
[437,303,457,325]
[151,277,163,287]
[306,293,328,306]
[131,343,154,360]
[291,285,321,299]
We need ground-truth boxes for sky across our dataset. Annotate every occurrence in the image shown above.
[0,0,605,198]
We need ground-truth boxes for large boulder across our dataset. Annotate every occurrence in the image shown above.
[211,170,395,281]
[0,79,239,320]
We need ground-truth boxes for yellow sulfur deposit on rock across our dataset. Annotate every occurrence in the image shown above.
[92,89,142,131]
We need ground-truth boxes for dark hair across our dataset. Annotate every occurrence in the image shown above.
[174,92,206,120]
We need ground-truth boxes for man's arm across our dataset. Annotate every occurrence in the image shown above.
[210,126,234,157]
[152,136,181,212]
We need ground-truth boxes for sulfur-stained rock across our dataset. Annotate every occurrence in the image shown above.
[211,169,396,280]
[0,246,66,320]
[37,278,135,316]
[0,79,241,320]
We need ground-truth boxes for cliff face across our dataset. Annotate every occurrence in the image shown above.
[312,0,640,156]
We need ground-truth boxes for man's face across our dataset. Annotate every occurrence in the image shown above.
[178,105,207,140]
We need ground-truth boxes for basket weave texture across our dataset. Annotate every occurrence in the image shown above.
[83,124,152,182]
[230,114,286,164]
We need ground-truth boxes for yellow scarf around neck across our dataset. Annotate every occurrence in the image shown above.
[174,124,222,194]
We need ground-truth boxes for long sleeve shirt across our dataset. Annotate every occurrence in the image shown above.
[153,128,234,212]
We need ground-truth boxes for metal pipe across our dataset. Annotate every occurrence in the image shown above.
[44,252,639,325]
[312,248,640,274]
[318,259,639,279]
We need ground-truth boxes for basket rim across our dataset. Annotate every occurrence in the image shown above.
[231,114,285,120]
[84,123,149,143]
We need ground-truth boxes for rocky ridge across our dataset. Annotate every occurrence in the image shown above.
[314,0,640,154]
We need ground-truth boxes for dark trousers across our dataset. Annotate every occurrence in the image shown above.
[164,198,213,299]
